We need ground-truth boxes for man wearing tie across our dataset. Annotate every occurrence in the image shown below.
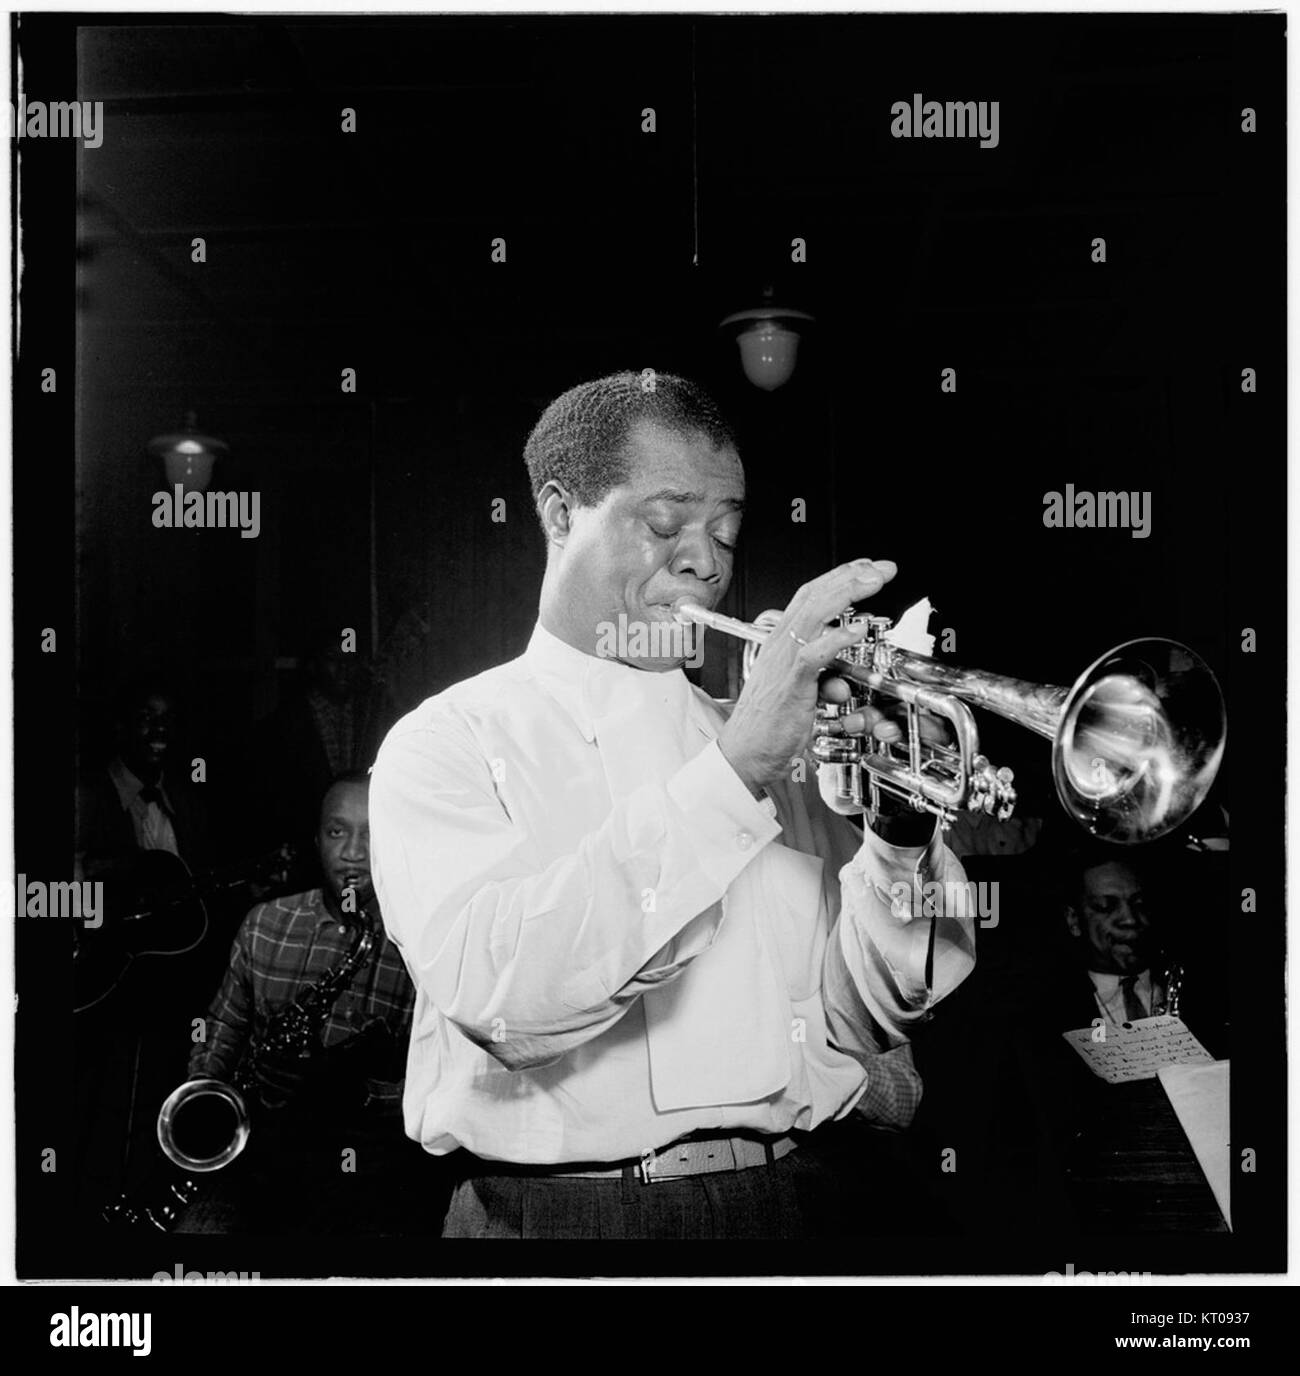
[1062,846,1223,1055]
[1067,855,1164,1026]
[370,372,976,1239]
[77,680,209,880]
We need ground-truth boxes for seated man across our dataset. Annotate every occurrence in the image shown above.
[908,842,1230,1242]
[174,771,426,1236]
[76,676,210,882]
[1059,842,1224,1056]
[371,372,976,1241]
[73,676,214,1221]
[1022,841,1229,1234]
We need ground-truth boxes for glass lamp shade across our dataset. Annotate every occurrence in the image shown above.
[736,322,801,391]
[162,441,217,492]
[147,415,227,494]
[719,303,814,391]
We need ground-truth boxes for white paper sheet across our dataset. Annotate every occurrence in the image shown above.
[881,597,936,657]
[1158,1060,1231,1230]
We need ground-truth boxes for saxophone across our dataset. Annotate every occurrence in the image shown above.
[104,906,377,1231]
[1154,956,1185,1019]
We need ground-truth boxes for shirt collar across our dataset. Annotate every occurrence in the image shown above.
[523,620,716,745]
[309,887,375,933]
[108,755,169,812]
[1089,968,1151,996]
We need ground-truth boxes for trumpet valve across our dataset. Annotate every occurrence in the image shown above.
[812,702,863,765]
[834,608,889,672]
[968,755,1018,821]
[828,762,864,809]
[812,700,866,808]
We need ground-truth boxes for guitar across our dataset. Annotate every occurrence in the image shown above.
[73,843,296,1014]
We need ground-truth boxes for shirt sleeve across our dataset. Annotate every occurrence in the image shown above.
[822,812,977,1059]
[849,1042,924,1131]
[188,918,255,1081]
[369,715,782,1072]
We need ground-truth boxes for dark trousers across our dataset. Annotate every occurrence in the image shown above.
[441,1118,948,1241]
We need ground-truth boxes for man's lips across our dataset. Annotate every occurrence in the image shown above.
[650,596,708,619]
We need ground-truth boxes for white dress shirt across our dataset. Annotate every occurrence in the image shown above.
[108,756,180,858]
[1088,968,1167,1027]
[370,622,975,1164]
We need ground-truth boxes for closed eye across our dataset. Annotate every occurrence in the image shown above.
[647,521,738,551]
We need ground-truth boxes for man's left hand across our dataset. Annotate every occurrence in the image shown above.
[817,674,952,844]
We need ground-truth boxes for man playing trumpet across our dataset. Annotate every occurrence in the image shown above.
[370,372,976,1240]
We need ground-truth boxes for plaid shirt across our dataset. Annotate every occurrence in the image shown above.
[851,1043,924,1130]
[189,889,415,1095]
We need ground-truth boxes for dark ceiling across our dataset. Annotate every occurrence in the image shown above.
[23,13,1272,753]
[73,13,1265,406]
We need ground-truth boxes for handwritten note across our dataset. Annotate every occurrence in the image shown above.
[1062,1014,1215,1084]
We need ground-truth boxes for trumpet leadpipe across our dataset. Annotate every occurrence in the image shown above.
[675,601,882,691]
[674,602,766,645]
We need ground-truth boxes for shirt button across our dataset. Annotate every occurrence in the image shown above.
[736,830,754,850]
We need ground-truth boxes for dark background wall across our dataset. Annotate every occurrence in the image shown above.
[68,15,1267,796]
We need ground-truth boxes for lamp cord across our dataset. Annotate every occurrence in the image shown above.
[691,24,699,268]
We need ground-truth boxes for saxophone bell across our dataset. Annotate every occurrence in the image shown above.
[157,1077,251,1173]
[105,907,378,1231]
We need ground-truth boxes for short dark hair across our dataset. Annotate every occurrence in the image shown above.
[523,371,738,522]
[323,769,371,797]
[113,674,180,726]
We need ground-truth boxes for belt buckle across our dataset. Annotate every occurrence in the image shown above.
[639,1144,693,1185]
[636,1138,738,1184]
[637,1147,662,1185]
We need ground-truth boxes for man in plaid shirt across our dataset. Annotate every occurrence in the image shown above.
[178,772,423,1235]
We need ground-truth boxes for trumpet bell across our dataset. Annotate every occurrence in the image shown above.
[1054,638,1227,845]
[157,1078,250,1173]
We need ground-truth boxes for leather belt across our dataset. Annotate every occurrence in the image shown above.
[550,1132,799,1184]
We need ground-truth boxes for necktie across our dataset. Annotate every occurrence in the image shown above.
[1119,974,1145,1023]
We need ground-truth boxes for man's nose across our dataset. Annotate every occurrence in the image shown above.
[670,532,721,583]
[340,833,368,861]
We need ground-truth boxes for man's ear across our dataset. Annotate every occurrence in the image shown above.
[536,481,575,547]
[1064,904,1082,939]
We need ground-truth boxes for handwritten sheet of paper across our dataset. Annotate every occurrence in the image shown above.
[1062,1014,1215,1084]
[1158,1060,1231,1230]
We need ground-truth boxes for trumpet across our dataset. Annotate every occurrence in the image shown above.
[676,602,1226,846]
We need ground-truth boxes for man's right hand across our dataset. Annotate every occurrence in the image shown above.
[716,558,900,796]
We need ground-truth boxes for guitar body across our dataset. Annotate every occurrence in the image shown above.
[73,849,209,1013]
